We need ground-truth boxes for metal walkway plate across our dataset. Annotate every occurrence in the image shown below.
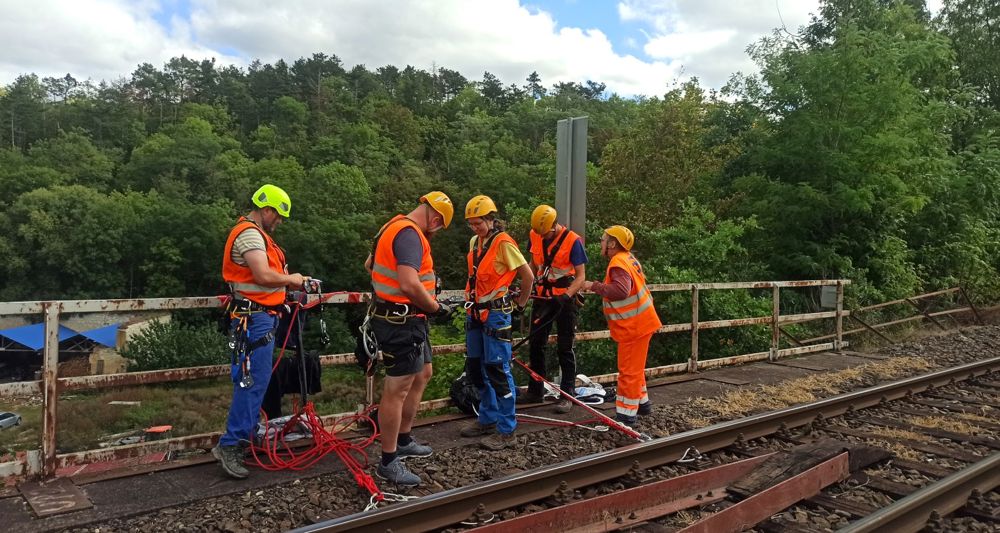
[18,477,92,517]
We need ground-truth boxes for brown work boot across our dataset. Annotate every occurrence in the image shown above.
[553,399,572,414]
[480,432,516,451]
[460,422,496,438]
[515,391,544,405]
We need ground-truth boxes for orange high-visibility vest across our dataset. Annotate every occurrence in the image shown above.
[529,227,581,296]
[466,231,519,322]
[602,251,662,342]
[222,217,287,307]
[371,215,436,304]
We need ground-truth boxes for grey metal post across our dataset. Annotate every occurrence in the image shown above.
[42,302,60,477]
[556,117,588,236]
[689,286,699,373]
[770,286,780,361]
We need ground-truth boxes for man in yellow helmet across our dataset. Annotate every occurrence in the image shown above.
[459,195,533,450]
[215,184,313,479]
[583,226,661,425]
[519,205,588,414]
[363,191,455,486]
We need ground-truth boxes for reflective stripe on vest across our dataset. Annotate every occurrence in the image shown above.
[466,231,520,321]
[221,217,287,307]
[529,228,580,296]
[601,252,662,342]
[371,215,436,304]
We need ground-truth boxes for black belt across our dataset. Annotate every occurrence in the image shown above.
[372,300,424,318]
[540,276,574,289]
[229,297,280,315]
[470,295,513,311]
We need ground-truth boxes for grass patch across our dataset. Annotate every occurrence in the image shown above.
[869,427,928,443]
[907,416,982,435]
[691,356,931,420]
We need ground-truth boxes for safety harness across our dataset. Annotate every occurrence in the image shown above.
[536,228,573,297]
[226,298,278,389]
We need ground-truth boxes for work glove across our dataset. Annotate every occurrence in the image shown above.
[555,293,573,307]
[431,301,456,323]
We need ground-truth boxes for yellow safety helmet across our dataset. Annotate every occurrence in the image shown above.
[465,195,497,219]
[419,191,454,228]
[252,184,291,218]
[604,225,635,251]
[531,204,557,235]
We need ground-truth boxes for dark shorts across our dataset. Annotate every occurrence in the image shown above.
[371,316,432,377]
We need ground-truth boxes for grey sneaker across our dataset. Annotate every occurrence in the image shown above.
[376,457,421,486]
[554,399,572,414]
[480,432,516,451]
[397,439,433,458]
[212,445,248,479]
[460,422,496,438]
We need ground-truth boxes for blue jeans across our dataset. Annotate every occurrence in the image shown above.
[465,310,517,435]
[220,312,278,447]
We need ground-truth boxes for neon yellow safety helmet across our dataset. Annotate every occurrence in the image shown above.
[604,225,635,251]
[531,204,557,234]
[252,184,291,218]
[420,191,454,228]
[465,195,497,219]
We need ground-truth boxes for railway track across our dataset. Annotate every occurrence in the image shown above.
[292,356,1000,533]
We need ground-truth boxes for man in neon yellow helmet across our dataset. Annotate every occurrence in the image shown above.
[215,184,313,479]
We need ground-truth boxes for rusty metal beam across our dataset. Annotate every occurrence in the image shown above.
[645,280,851,291]
[467,454,773,532]
[856,287,959,313]
[906,298,948,331]
[679,452,850,533]
[959,286,983,324]
[690,286,700,373]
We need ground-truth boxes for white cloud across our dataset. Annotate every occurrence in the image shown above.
[0,0,949,97]
[0,0,241,85]
[188,0,683,96]
[617,0,822,86]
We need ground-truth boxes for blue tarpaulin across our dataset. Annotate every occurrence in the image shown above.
[0,323,79,350]
[78,324,119,348]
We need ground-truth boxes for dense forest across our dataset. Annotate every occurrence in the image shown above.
[1,0,999,366]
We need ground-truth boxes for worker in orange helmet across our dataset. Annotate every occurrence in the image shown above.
[459,195,534,450]
[519,204,588,414]
[582,225,661,425]
[363,191,456,487]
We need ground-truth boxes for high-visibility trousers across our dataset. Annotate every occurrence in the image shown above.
[615,332,652,418]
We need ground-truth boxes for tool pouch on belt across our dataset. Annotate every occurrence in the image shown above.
[369,317,428,367]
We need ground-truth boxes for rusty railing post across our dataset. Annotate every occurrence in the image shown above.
[958,286,983,324]
[41,301,61,477]
[770,286,780,361]
[689,286,699,373]
[835,281,844,351]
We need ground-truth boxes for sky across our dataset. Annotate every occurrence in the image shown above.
[0,0,944,97]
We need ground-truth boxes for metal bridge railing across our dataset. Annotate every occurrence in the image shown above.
[0,280,873,479]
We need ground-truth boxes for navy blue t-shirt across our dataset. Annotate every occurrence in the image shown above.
[392,227,424,270]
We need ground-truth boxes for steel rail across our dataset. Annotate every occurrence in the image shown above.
[290,356,1000,533]
[839,452,1000,533]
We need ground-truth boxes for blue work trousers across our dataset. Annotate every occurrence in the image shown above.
[220,312,278,447]
[465,310,517,435]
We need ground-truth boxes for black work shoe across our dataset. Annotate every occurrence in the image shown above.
[480,432,516,451]
[516,392,544,405]
[637,402,653,416]
[212,445,249,479]
[460,422,496,438]
[615,413,638,425]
